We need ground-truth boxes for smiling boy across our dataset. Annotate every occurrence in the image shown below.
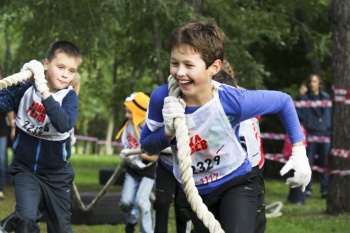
[0,40,81,233]
[140,19,311,233]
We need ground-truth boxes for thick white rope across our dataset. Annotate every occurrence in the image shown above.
[168,76,224,233]
[265,201,283,218]
[0,70,33,90]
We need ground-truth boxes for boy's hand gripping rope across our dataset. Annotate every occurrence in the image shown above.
[168,76,225,233]
[0,70,33,90]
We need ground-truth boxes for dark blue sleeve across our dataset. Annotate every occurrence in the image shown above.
[0,82,32,112]
[140,124,172,154]
[43,90,78,133]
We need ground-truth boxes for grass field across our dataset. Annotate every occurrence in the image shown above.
[1,154,349,233]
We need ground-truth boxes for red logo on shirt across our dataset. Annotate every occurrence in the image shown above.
[26,101,46,123]
[189,134,208,155]
[127,133,139,149]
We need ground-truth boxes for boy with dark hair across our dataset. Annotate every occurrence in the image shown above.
[0,40,82,233]
[140,18,311,232]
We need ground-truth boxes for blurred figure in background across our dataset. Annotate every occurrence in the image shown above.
[116,92,158,233]
[297,74,331,198]
[0,66,15,200]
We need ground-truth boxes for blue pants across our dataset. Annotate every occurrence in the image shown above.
[306,141,330,194]
[10,162,74,233]
[0,135,8,191]
[119,172,155,233]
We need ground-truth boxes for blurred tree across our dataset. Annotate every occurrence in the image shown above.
[0,0,332,149]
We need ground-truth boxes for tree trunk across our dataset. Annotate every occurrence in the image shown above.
[105,116,114,156]
[327,0,350,214]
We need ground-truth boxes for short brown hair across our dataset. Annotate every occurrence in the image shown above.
[47,40,82,65]
[168,18,225,68]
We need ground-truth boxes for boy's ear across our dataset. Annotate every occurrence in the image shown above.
[210,59,222,76]
[43,58,49,70]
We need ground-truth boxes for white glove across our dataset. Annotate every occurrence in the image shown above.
[280,145,312,191]
[119,149,130,160]
[120,149,139,162]
[125,154,139,164]
[162,96,186,137]
[21,60,48,94]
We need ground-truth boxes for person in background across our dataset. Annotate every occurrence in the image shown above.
[115,92,158,233]
[0,40,82,233]
[297,74,331,198]
[71,72,81,95]
[141,18,311,232]
[297,83,308,99]
[0,66,16,200]
[213,65,266,233]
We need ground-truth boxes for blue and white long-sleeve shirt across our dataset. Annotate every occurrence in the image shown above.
[141,81,304,195]
[0,81,78,174]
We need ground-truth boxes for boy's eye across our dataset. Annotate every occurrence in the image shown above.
[69,70,76,74]
[171,62,179,66]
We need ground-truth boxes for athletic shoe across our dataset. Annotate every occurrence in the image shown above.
[321,191,328,198]
[0,192,5,200]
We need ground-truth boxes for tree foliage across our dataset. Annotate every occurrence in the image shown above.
[0,0,332,139]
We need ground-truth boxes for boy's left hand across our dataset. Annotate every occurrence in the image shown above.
[280,145,312,191]
[21,60,49,94]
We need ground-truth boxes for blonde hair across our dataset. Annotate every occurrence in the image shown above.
[71,73,80,87]
[71,73,81,95]
[222,59,235,78]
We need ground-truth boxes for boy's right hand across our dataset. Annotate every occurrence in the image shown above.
[21,60,49,94]
[162,96,186,138]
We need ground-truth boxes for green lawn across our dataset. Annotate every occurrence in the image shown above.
[1,154,349,233]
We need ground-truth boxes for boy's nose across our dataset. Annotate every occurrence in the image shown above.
[176,65,186,76]
[62,70,69,78]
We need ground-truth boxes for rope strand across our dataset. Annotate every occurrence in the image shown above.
[0,70,33,90]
